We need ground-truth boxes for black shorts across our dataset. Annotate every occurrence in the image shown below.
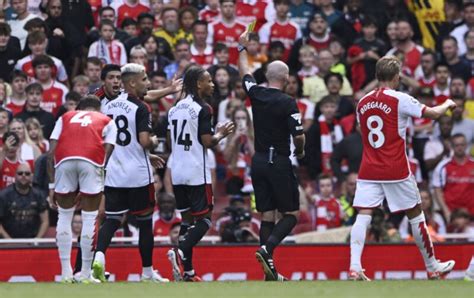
[251,152,299,213]
[173,184,213,216]
[104,184,155,215]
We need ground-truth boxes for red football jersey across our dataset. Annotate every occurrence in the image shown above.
[208,20,246,66]
[387,45,424,77]
[88,0,102,26]
[153,216,181,236]
[190,44,214,69]
[199,6,220,23]
[235,0,271,32]
[0,157,21,189]
[6,102,25,116]
[314,197,342,231]
[258,20,301,62]
[433,157,474,216]
[433,85,450,105]
[51,110,117,167]
[307,33,332,52]
[15,55,68,83]
[357,88,426,181]
[112,1,149,27]
[41,81,69,117]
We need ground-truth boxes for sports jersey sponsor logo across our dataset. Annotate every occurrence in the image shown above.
[359,101,392,115]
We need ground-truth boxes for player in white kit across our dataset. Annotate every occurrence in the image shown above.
[349,56,457,280]
[93,64,168,283]
[167,65,234,282]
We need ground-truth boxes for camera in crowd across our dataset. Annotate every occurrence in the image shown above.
[220,206,256,243]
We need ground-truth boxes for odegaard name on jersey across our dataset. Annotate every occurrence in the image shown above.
[359,101,393,115]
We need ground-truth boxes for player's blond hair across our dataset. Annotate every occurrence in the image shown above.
[375,56,401,82]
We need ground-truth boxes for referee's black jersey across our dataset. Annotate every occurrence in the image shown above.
[242,74,304,156]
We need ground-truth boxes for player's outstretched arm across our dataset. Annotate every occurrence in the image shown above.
[201,121,235,148]
[144,76,183,103]
[423,99,457,120]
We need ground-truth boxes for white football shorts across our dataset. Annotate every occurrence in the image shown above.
[353,175,421,212]
[55,159,104,195]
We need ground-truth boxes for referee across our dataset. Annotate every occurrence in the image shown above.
[238,29,305,281]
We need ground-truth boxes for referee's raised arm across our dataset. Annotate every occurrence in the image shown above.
[238,29,252,78]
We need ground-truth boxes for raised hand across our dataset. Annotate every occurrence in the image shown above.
[444,99,457,111]
[216,121,235,138]
[149,154,166,169]
[169,75,183,94]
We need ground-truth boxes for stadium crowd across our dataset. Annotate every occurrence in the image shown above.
[0,0,473,245]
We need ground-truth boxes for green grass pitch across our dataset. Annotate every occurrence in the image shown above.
[0,281,472,298]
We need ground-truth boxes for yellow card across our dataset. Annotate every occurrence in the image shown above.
[247,20,256,33]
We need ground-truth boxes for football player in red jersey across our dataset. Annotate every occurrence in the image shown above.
[349,56,457,281]
[48,96,117,283]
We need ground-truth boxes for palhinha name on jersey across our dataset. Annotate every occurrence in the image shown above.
[168,103,199,120]
[359,101,392,115]
[105,100,132,114]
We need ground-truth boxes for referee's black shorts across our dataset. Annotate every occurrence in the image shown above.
[251,152,299,213]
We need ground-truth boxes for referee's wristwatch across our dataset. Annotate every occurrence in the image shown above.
[237,44,247,52]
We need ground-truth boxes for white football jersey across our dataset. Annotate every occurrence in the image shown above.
[101,93,154,187]
[168,95,213,185]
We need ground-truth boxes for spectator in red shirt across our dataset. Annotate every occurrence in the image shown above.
[199,0,220,24]
[312,174,342,231]
[153,193,181,237]
[6,71,28,116]
[31,55,69,117]
[207,0,246,66]
[413,50,437,89]
[258,0,302,62]
[433,134,474,220]
[386,19,424,77]
[111,0,149,28]
[288,12,334,70]
[433,63,451,105]
[190,20,214,70]
[15,31,69,84]
[0,132,22,190]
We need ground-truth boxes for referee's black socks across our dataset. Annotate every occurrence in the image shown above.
[179,218,211,271]
[265,214,297,256]
[259,221,275,246]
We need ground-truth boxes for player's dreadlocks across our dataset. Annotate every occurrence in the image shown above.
[182,65,206,101]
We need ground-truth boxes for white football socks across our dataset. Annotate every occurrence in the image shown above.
[56,206,75,279]
[350,214,372,272]
[466,256,474,274]
[80,210,98,278]
[409,212,437,272]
